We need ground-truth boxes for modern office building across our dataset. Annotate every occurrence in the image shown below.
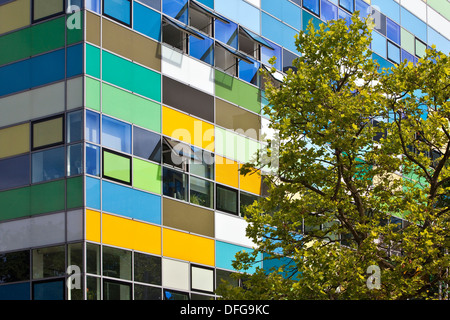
[0,0,448,300]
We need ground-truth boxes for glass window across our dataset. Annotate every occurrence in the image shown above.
[134,253,161,285]
[261,39,282,71]
[134,284,162,300]
[162,137,189,171]
[32,0,65,22]
[163,167,188,201]
[32,245,65,279]
[216,184,238,215]
[191,265,214,293]
[215,18,238,49]
[189,2,213,36]
[163,0,189,24]
[387,41,400,64]
[102,115,132,154]
[86,110,100,144]
[67,110,83,143]
[68,143,83,176]
[137,0,161,11]
[31,146,65,183]
[164,289,189,300]
[102,246,132,281]
[401,49,417,65]
[0,250,30,284]
[103,0,132,26]
[321,0,338,21]
[103,279,131,300]
[282,49,298,73]
[355,0,369,19]
[189,147,214,179]
[338,8,352,26]
[86,276,101,300]
[415,38,427,58]
[86,144,101,176]
[32,115,64,150]
[303,0,320,16]
[133,127,161,163]
[339,0,353,12]
[33,279,65,300]
[0,154,30,191]
[239,57,260,86]
[240,191,259,217]
[386,18,400,45]
[102,149,132,185]
[371,31,387,58]
[87,243,101,275]
[134,2,162,41]
[214,43,238,77]
[189,34,214,65]
[190,176,213,208]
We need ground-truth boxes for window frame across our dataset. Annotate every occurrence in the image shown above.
[31,0,66,23]
[31,114,65,151]
[215,183,238,215]
[102,0,133,27]
[102,148,133,186]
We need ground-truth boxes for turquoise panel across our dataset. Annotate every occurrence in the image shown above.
[215,241,260,273]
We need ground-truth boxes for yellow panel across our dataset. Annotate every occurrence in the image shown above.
[163,228,215,266]
[86,209,101,242]
[162,106,214,151]
[215,155,239,189]
[239,164,261,195]
[32,116,63,149]
[0,123,30,159]
[102,213,161,255]
[0,0,30,34]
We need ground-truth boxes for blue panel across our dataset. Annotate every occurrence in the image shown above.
[134,2,161,41]
[86,110,100,144]
[387,41,400,64]
[400,7,426,42]
[214,0,260,33]
[86,176,101,209]
[189,35,214,65]
[239,58,260,85]
[261,39,282,71]
[261,13,298,53]
[355,0,369,19]
[262,253,301,280]
[386,18,400,45]
[31,49,65,88]
[339,0,353,12]
[371,0,400,23]
[321,0,338,22]
[303,0,319,16]
[261,0,301,30]
[102,115,132,154]
[85,0,101,13]
[104,0,131,25]
[0,282,30,300]
[86,144,101,177]
[372,53,394,72]
[0,154,30,191]
[401,49,417,65]
[215,18,238,49]
[371,30,387,58]
[102,180,162,224]
[195,0,213,8]
[215,241,260,273]
[0,59,31,97]
[67,44,83,78]
[428,27,450,55]
[338,8,351,27]
[162,0,189,24]
[33,280,64,300]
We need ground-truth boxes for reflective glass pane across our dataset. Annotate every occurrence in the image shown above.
[102,246,132,281]
[0,154,30,190]
[133,127,161,162]
[164,289,189,300]
[103,280,131,300]
[0,250,30,284]
[190,176,213,208]
[216,184,238,214]
[189,147,214,179]
[163,167,188,201]
[386,18,400,45]
[68,143,83,176]
[134,253,161,285]
[33,0,64,22]
[31,147,65,183]
[137,0,161,11]
[240,191,259,217]
[67,110,83,143]
[215,18,238,49]
[102,116,132,154]
[87,243,101,275]
[162,138,189,171]
[189,35,214,65]
[86,144,101,176]
[32,245,66,279]
[261,39,282,71]
[387,41,400,64]
[163,0,189,24]
[86,110,100,144]
[103,0,131,26]
[239,58,260,86]
[303,0,320,16]
[355,0,369,18]
[321,0,338,21]
[339,0,353,12]
[85,0,101,13]
[134,284,162,300]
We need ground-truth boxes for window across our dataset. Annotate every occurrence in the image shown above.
[137,0,161,11]
[191,265,214,293]
[102,149,132,185]
[32,115,64,151]
[189,1,213,36]
[163,137,189,171]
[239,56,260,86]
[387,41,400,64]
[134,284,162,300]
[32,0,65,23]
[0,154,30,191]
[321,0,337,22]
[103,0,132,26]
[103,279,132,300]
[31,146,65,183]
[189,147,214,179]
[164,289,189,300]
[415,38,427,58]
[190,176,213,208]
[133,126,161,163]
[134,253,161,285]
[215,18,238,49]
[240,191,259,217]
[163,0,188,24]
[67,110,83,143]
[239,27,273,61]
[86,110,100,144]
[32,245,66,279]
[386,18,400,45]
[102,246,132,281]
[214,42,242,77]
[163,167,188,201]
[0,250,30,284]
[216,184,238,215]
[189,34,214,65]
[67,143,83,176]
[102,115,132,154]
[303,0,320,16]
[86,144,101,176]
[162,15,204,53]
[339,0,354,13]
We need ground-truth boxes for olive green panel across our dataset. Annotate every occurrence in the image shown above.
[132,158,161,194]
[0,0,30,35]
[162,198,215,238]
[30,180,66,215]
[85,76,101,111]
[215,70,261,114]
[102,83,161,132]
[102,50,162,102]
[0,187,31,221]
[67,176,83,209]
[86,11,101,46]
[86,44,101,79]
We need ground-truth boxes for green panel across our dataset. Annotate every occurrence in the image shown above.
[102,51,161,102]
[102,83,161,132]
[401,28,415,54]
[302,9,322,32]
[0,28,31,66]
[85,76,101,111]
[215,127,260,163]
[31,16,65,56]
[103,151,131,184]
[67,176,83,209]
[67,11,84,45]
[215,70,261,114]
[428,0,450,20]
[0,187,31,221]
[133,158,161,194]
[415,39,427,57]
[30,180,65,215]
[86,44,101,79]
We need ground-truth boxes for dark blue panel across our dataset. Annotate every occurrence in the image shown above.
[33,280,64,300]
[0,282,30,300]
[67,44,83,78]
[31,49,65,88]
[102,180,162,224]
[0,154,30,191]
[0,59,31,97]
[134,2,161,41]
[386,18,400,45]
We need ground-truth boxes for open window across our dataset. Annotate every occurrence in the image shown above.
[215,41,252,77]
[162,15,204,53]
[189,0,228,36]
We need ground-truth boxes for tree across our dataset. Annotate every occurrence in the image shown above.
[216,13,450,300]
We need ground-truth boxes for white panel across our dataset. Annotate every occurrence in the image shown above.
[244,0,260,8]
[0,212,66,252]
[161,45,215,95]
[67,209,83,242]
[427,7,450,41]
[191,266,214,292]
[401,0,427,22]
[67,77,83,110]
[0,81,65,127]
[162,258,190,290]
[215,212,256,247]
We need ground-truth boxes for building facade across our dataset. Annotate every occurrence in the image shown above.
[0,0,448,300]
